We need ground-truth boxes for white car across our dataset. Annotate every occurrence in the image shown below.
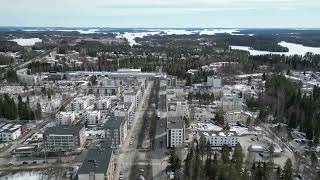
[129,141,133,145]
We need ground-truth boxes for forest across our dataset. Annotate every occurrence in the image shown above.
[167,136,294,180]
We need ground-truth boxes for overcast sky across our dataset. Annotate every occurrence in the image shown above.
[1,0,319,28]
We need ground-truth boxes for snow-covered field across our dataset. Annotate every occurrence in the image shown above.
[231,41,320,56]
[10,38,42,46]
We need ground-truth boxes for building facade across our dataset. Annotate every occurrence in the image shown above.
[43,124,86,152]
[167,118,185,148]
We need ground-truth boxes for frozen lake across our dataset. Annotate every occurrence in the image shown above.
[10,38,42,46]
[230,41,320,56]
[116,29,241,46]
[0,171,49,180]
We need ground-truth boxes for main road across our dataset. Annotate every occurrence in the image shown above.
[113,81,154,180]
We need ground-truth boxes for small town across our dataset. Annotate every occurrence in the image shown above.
[1,1,320,180]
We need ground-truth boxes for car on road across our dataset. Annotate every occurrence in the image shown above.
[7,162,13,166]
[139,168,145,172]
[129,141,133,145]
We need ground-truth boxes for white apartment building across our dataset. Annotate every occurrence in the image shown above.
[224,111,252,124]
[67,96,92,111]
[16,68,40,85]
[207,76,222,88]
[123,88,142,110]
[56,112,76,125]
[93,97,111,110]
[83,111,101,125]
[221,94,244,112]
[0,123,22,142]
[203,131,239,147]
[113,102,135,126]
[167,118,185,148]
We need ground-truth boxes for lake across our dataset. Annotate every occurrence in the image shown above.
[230,41,320,56]
[10,38,42,46]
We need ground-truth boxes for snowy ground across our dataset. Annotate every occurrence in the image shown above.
[231,41,320,56]
[10,38,42,46]
[116,28,241,46]
[0,86,33,95]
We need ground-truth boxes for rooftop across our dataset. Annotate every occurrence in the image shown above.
[44,123,84,135]
[167,117,184,129]
[104,116,126,129]
[78,144,113,175]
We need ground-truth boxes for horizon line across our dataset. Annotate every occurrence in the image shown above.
[0,26,320,30]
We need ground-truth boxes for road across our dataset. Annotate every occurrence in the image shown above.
[113,81,154,180]
[15,51,49,70]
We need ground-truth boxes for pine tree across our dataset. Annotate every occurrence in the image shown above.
[35,102,42,120]
[282,158,293,180]
[221,145,231,164]
[232,143,244,170]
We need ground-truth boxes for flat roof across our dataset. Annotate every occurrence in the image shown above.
[45,123,84,135]
[104,116,125,129]
[78,144,113,175]
[167,117,184,129]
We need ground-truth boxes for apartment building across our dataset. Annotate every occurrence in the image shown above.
[83,111,101,125]
[78,144,114,180]
[0,123,23,142]
[56,112,76,125]
[113,102,135,126]
[167,118,185,148]
[207,76,222,88]
[104,116,127,148]
[202,131,239,147]
[67,96,92,111]
[43,124,86,152]
[93,97,111,110]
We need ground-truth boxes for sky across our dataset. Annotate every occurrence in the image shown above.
[0,0,319,28]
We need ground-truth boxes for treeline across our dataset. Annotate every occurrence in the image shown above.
[0,94,42,120]
[0,54,14,65]
[222,34,289,52]
[257,74,320,142]
[0,94,18,119]
[167,137,294,180]
[187,92,215,105]
[0,41,23,52]
[249,53,320,72]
